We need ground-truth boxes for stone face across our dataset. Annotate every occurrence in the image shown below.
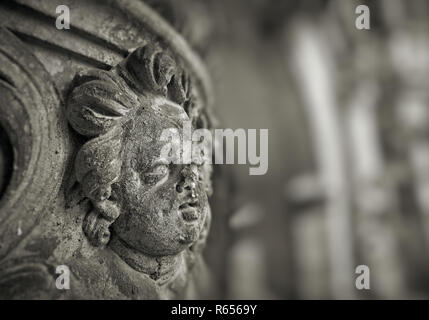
[0,0,214,299]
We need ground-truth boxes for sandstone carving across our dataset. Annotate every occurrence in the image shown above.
[0,0,215,299]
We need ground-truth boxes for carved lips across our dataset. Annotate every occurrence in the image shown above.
[179,198,200,222]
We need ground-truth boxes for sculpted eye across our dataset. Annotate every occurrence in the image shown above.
[152,164,169,176]
[144,163,169,185]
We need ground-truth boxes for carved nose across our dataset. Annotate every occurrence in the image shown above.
[176,164,199,196]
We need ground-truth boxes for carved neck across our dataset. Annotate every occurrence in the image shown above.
[109,234,184,285]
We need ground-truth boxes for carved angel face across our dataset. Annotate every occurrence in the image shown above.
[111,99,210,256]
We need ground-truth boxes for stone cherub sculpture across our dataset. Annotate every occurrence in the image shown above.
[64,44,212,299]
[0,0,216,299]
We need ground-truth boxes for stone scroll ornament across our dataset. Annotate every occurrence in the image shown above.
[0,27,68,298]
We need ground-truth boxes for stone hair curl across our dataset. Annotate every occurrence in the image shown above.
[66,44,199,246]
[66,68,137,246]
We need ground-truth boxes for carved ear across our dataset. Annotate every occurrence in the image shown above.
[0,27,68,260]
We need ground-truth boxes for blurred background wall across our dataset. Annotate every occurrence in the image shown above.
[168,0,429,299]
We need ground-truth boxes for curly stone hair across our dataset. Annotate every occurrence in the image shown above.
[66,44,204,246]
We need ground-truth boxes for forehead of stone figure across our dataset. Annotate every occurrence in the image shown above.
[122,98,189,167]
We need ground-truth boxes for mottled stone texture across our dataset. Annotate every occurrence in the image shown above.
[0,0,216,299]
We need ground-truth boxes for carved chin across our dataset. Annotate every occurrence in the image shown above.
[177,208,205,245]
[178,225,201,245]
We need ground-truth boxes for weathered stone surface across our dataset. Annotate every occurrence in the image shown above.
[0,0,215,299]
